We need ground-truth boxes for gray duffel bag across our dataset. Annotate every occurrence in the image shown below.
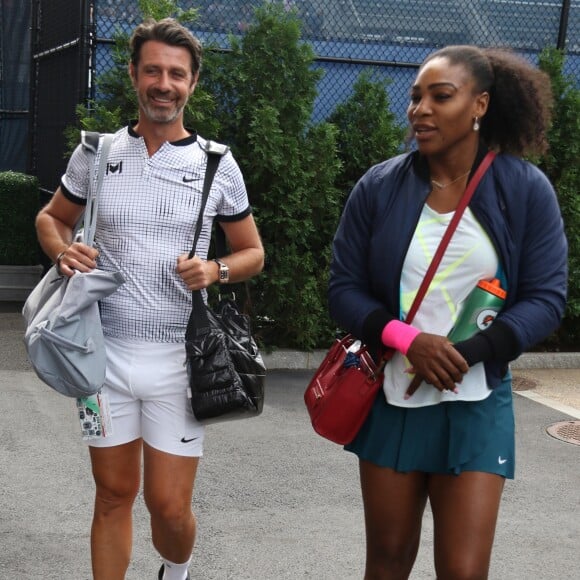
[23,132,125,397]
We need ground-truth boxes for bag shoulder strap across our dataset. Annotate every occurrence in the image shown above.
[188,140,229,258]
[81,130,100,154]
[187,140,230,335]
[201,141,232,259]
[80,131,114,246]
[375,151,496,365]
[405,151,496,325]
[202,139,230,156]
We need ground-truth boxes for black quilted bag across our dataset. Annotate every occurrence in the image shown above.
[186,293,265,423]
[184,141,265,424]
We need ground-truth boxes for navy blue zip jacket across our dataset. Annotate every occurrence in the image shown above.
[328,149,568,389]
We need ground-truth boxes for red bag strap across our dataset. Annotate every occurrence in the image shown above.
[405,151,496,325]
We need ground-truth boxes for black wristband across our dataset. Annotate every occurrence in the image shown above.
[453,319,520,366]
[362,307,396,357]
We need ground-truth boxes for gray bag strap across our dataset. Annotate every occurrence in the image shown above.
[81,130,100,154]
[81,131,113,247]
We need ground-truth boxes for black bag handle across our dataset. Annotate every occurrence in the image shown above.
[186,140,229,336]
[188,140,228,259]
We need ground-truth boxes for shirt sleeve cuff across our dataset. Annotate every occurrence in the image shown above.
[60,181,87,205]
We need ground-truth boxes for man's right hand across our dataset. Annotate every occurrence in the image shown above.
[56,242,99,277]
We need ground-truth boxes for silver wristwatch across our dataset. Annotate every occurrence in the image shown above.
[213,259,230,283]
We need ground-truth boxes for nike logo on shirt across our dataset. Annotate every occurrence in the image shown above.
[180,436,198,443]
[183,175,202,183]
[498,456,508,464]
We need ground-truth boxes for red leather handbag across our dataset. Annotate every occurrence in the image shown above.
[304,335,390,444]
[304,152,496,445]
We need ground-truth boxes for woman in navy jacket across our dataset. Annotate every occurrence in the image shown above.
[328,46,567,579]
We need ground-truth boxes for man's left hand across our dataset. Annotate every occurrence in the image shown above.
[176,254,217,290]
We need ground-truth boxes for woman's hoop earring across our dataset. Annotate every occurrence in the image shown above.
[473,117,480,132]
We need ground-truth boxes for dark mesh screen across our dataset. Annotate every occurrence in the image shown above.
[29,0,87,192]
[0,1,32,172]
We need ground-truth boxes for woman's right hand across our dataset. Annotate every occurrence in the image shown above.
[404,333,468,398]
[56,242,99,277]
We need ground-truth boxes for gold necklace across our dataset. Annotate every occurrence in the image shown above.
[431,170,470,190]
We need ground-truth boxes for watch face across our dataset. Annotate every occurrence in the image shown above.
[216,260,229,282]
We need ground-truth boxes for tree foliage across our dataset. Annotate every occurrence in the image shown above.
[66,0,412,350]
[202,4,342,349]
[538,48,580,347]
[327,70,405,202]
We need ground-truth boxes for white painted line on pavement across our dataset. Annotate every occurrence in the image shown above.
[515,390,580,419]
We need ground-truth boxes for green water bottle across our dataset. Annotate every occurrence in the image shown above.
[448,278,507,342]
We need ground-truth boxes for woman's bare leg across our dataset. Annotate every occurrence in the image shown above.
[360,460,429,580]
[428,471,505,580]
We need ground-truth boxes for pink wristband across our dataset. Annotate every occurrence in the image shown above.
[381,320,421,355]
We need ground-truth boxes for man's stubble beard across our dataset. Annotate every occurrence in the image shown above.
[138,91,188,125]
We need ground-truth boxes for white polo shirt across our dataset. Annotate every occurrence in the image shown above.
[61,125,251,342]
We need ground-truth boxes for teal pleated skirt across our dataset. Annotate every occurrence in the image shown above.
[345,372,515,478]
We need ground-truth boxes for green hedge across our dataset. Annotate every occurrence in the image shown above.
[0,171,40,265]
[67,1,405,350]
[538,48,580,349]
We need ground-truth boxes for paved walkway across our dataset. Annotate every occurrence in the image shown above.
[0,309,578,579]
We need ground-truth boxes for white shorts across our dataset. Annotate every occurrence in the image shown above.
[86,336,205,457]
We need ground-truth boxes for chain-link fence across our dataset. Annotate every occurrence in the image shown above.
[94,0,579,125]
[26,0,579,192]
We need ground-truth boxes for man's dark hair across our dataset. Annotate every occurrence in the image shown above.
[130,17,202,76]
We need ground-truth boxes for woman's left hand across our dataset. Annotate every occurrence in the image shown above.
[404,333,468,398]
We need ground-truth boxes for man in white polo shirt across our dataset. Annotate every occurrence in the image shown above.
[35,17,264,580]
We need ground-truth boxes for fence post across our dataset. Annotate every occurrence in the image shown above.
[28,0,41,177]
[557,0,571,50]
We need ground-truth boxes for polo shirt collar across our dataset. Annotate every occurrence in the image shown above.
[127,120,197,146]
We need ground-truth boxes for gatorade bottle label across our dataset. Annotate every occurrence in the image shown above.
[448,278,506,342]
[475,308,499,331]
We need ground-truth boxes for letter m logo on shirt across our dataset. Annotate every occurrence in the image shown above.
[107,161,123,175]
